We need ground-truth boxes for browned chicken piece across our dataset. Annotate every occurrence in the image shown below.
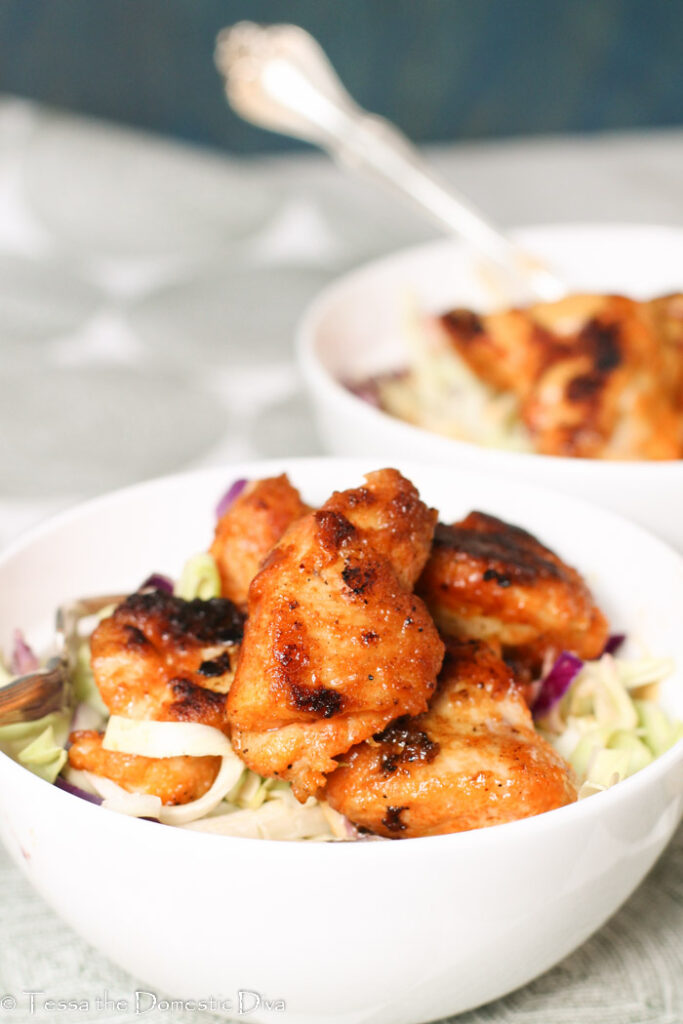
[439,293,683,459]
[88,590,244,726]
[323,468,438,590]
[227,469,444,801]
[417,511,608,674]
[210,475,310,608]
[648,293,683,413]
[325,640,577,838]
[68,590,244,804]
[69,730,219,806]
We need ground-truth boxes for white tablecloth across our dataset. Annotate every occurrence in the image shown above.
[0,97,681,1023]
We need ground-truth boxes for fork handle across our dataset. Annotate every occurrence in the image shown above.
[216,22,565,303]
[0,658,69,724]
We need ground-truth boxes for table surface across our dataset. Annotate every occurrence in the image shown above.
[0,97,681,1023]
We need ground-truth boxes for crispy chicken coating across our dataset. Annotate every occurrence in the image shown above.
[439,293,683,459]
[68,590,244,804]
[417,511,608,671]
[325,640,577,838]
[322,467,438,590]
[648,293,683,413]
[227,469,444,801]
[210,475,310,608]
[89,590,244,726]
[69,730,219,806]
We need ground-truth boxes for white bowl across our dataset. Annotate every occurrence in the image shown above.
[0,457,682,1024]
[297,224,683,551]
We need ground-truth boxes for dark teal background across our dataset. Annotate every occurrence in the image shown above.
[0,0,681,153]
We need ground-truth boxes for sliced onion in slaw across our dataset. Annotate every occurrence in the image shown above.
[102,715,245,826]
[183,790,333,841]
[84,772,162,818]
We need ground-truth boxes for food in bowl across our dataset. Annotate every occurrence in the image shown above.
[354,292,683,460]
[1,468,679,841]
[1,458,682,1021]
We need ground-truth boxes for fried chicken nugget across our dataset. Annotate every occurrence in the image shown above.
[210,475,310,608]
[68,590,243,805]
[439,294,683,459]
[227,469,444,801]
[417,511,608,671]
[325,640,576,838]
[69,730,219,806]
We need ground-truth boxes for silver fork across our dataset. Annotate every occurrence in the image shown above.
[215,21,566,305]
[0,595,124,725]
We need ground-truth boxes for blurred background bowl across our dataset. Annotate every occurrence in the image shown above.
[297,223,683,550]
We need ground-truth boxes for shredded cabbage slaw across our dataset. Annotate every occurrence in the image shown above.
[359,303,534,452]
[536,649,681,799]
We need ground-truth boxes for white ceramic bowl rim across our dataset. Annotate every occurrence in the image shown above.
[296,222,683,476]
[1,457,682,856]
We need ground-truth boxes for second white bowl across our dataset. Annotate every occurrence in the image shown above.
[297,223,683,550]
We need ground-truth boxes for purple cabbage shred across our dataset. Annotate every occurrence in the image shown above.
[603,633,626,656]
[55,776,103,806]
[347,379,382,408]
[139,573,174,594]
[10,629,40,675]
[533,651,583,718]
[347,369,408,410]
[216,479,248,520]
